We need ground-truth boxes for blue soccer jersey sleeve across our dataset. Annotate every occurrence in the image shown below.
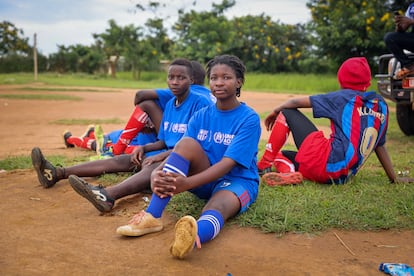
[155,88,173,111]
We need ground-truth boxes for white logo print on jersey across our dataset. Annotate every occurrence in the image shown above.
[214,132,234,145]
[197,129,208,141]
[168,123,187,133]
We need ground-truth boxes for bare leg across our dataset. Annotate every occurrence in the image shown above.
[106,161,161,200]
[62,154,135,179]
[203,190,240,221]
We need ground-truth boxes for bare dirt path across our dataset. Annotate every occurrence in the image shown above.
[0,84,413,275]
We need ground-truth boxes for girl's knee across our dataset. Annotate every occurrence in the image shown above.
[174,137,202,154]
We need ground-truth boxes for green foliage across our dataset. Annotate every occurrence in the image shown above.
[48,44,106,74]
[0,21,48,73]
[172,7,314,73]
[231,16,312,73]
[6,0,405,75]
[0,21,30,56]
[173,8,234,63]
[0,53,48,73]
[307,0,396,68]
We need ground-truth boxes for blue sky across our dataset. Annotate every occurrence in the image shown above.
[0,0,311,55]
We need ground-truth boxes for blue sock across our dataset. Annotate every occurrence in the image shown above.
[146,194,170,218]
[146,152,190,218]
[197,210,224,244]
[162,152,189,176]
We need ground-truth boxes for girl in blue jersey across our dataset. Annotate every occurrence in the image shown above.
[116,55,261,259]
[32,59,211,214]
[258,57,414,185]
[63,61,214,156]
[111,60,214,155]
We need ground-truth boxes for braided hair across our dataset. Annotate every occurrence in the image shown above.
[206,55,246,97]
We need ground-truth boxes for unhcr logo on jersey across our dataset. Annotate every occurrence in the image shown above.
[213,132,234,145]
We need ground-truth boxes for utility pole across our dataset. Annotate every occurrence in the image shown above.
[33,33,38,81]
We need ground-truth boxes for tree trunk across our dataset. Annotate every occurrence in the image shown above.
[108,56,119,78]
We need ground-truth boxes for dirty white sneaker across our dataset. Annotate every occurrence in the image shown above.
[170,215,198,259]
[116,211,163,237]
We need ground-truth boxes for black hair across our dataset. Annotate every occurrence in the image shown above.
[191,60,206,85]
[206,55,246,97]
[169,58,193,80]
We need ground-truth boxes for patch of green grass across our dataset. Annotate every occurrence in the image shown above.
[0,94,82,101]
[0,155,38,170]
[243,72,341,94]
[19,87,119,92]
[98,173,134,187]
[0,72,167,89]
[51,118,124,125]
[0,154,92,170]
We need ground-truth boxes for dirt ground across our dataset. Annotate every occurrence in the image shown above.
[0,84,413,275]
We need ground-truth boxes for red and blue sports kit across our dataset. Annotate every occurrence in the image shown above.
[295,90,389,184]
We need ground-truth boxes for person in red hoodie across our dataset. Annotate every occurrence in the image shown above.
[257,57,414,186]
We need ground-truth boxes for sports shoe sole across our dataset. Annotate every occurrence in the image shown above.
[68,175,113,213]
[31,147,56,188]
[170,215,198,259]
[262,172,303,186]
[258,167,272,177]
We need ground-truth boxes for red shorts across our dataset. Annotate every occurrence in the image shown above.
[295,131,331,183]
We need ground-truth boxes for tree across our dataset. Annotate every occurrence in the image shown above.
[0,21,49,73]
[230,15,312,73]
[48,44,105,74]
[0,21,30,56]
[306,0,397,69]
[93,19,141,78]
[144,18,173,64]
[172,0,236,63]
[127,18,173,79]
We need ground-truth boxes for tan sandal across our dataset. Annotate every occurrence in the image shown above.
[395,65,414,80]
